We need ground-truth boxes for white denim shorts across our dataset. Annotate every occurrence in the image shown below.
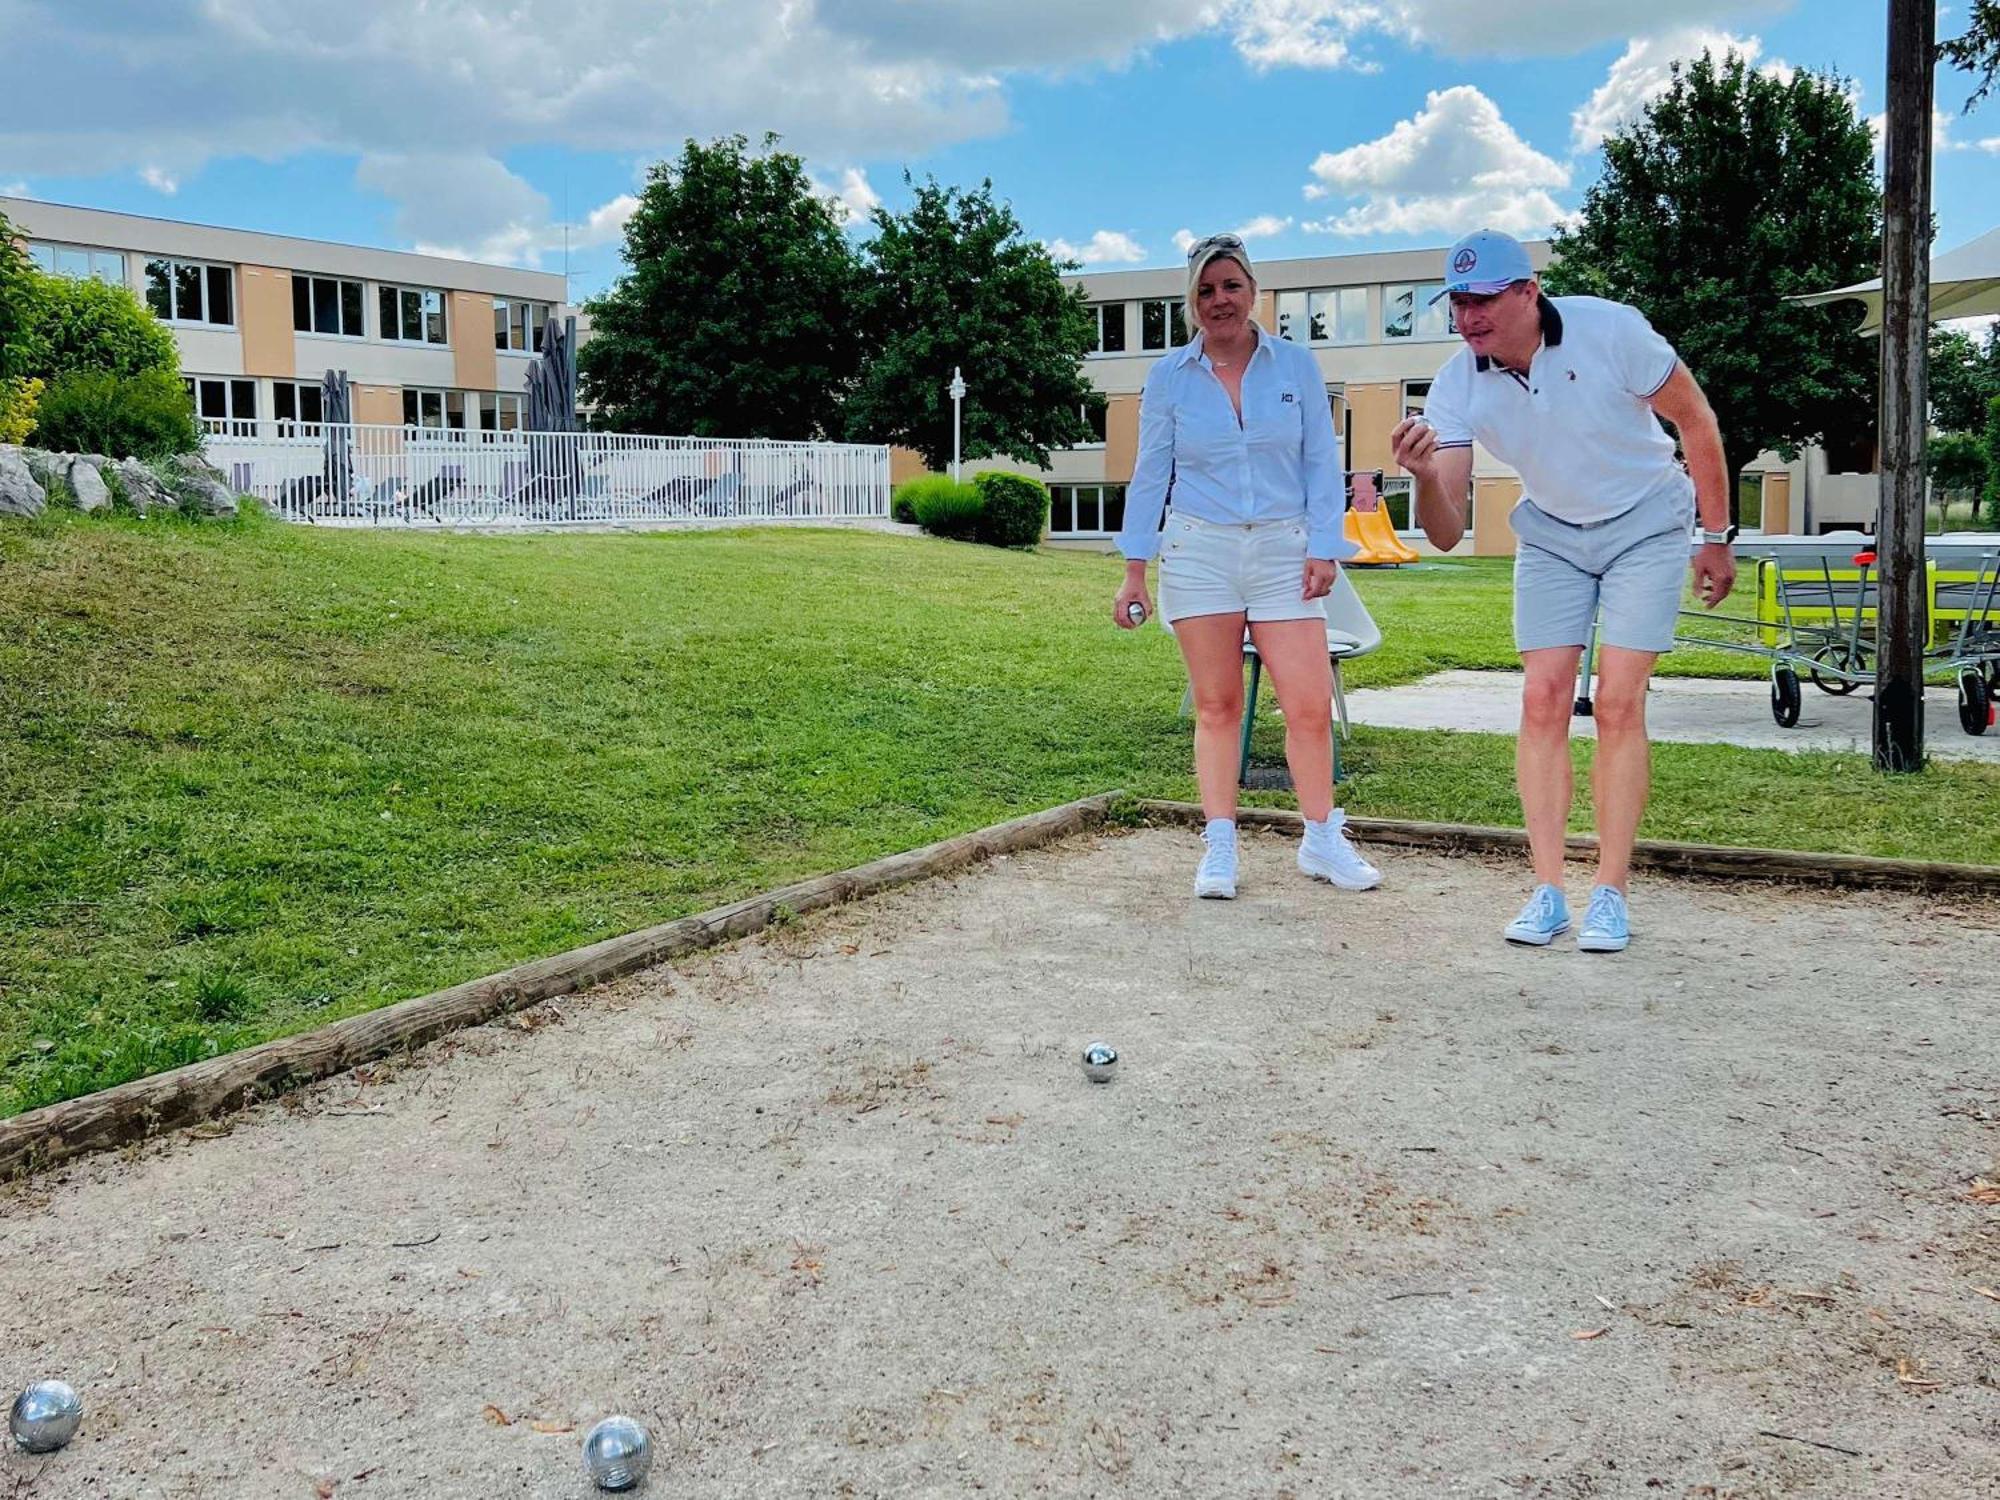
[1157,512,1323,625]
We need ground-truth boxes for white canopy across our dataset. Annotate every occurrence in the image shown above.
[1793,226,2000,333]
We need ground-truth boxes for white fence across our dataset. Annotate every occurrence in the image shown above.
[201,421,892,528]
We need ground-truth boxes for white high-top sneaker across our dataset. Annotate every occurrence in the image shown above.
[1298,811,1381,891]
[1194,821,1238,899]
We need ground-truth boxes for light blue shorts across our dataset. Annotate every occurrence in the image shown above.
[1511,491,1695,654]
[1158,512,1324,625]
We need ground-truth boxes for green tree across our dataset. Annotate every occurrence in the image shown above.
[579,134,862,439]
[1546,51,1880,523]
[26,273,180,381]
[0,210,41,382]
[1942,1,2000,107]
[845,176,1098,470]
[1929,324,2000,435]
[1928,430,1988,526]
[1984,394,2000,526]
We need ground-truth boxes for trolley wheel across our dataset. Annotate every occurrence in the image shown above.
[1809,645,1862,696]
[1771,667,1803,728]
[1959,671,1993,737]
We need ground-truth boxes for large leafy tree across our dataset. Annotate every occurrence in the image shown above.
[845,176,1098,470]
[1930,324,2000,435]
[1942,1,2000,107]
[579,134,862,439]
[1546,51,1880,520]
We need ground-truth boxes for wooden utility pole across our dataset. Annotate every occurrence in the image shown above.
[1874,0,1934,772]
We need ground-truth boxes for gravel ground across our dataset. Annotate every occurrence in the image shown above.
[3,825,1996,1500]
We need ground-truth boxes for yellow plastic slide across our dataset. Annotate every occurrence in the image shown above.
[1344,506,1420,565]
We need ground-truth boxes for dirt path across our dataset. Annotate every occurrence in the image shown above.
[4,826,1996,1498]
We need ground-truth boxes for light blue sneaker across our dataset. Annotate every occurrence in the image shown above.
[1577,885,1632,953]
[1504,883,1570,946]
[1194,822,1238,900]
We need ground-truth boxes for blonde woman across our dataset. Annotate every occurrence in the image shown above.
[1113,234,1379,899]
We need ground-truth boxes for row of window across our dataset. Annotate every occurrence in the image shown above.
[184,375,528,434]
[1044,479,1423,537]
[1086,281,1457,354]
[28,239,555,350]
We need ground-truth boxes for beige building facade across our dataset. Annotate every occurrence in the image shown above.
[4,197,569,439]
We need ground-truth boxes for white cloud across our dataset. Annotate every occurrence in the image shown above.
[576,193,640,247]
[1981,137,2000,154]
[1865,108,1974,156]
[809,167,882,228]
[1570,30,1789,154]
[1169,215,1293,256]
[1384,0,1779,58]
[1303,85,1569,235]
[140,165,179,195]
[0,181,27,198]
[354,151,639,267]
[1049,230,1147,264]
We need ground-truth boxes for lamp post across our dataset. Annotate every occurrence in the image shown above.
[948,367,967,484]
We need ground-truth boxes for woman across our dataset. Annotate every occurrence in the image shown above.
[1113,233,1380,899]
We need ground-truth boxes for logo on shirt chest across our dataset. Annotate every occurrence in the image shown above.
[1280,391,1296,403]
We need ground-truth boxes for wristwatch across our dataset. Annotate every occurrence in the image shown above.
[1698,524,1739,545]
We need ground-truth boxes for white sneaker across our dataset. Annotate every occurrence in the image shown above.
[1297,813,1381,891]
[1194,827,1238,899]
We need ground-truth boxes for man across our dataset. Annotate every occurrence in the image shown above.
[1393,229,1736,952]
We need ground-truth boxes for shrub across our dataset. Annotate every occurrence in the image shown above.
[971,469,1051,548]
[25,273,180,381]
[0,375,41,444]
[909,475,985,540]
[892,473,958,526]
[1985,395,2000,528]
[35,368,202,460]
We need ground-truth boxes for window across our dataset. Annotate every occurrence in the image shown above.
[1327,385,1350,473]
[477,392,525,433]
[379,285,448,344]
[1140,299,1189,351]
[1048,483,1126,537]
[1401,379,1431,422]
[1069,401,1107,448]
[1088,303,1126,355]
[1274,287,1368,345]
[27,241,125,284]
[273,381,326,432]
[1383,283,1453,341]
[292,275,365,337]
[494,299,555,352]
[401,387,473,430]
[184,376,256,434]
[145,258,234,325]
[1380,478,1415,533]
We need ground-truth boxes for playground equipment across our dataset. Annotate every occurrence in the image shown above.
[1343,470,1420,566]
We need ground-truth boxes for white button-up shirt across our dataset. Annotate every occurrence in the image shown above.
[1116,325,1357,562]
[1424,295,1692,526]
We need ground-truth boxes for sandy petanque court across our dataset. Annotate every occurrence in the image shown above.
[2,823,1997,1499]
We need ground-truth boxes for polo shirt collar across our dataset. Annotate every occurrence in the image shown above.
[1474,294,1564,374]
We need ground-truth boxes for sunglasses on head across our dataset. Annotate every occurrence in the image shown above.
[1185,233,1245,262]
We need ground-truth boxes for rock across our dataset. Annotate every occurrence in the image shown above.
[64,455,111,513]
[0,445,48,518]
[112,457,171,515]
[22,448,64,492]
[165,452,239,518]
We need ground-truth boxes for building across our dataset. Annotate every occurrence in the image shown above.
[944,240,1834,555]
[3,197,570,439]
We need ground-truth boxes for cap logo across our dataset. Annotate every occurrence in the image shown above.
[1452,248,1478,275]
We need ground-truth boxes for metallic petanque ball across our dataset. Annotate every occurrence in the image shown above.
[10,1380,83,1454]
[1125,601,1148,626]
[582,1415,653,1491]
[1081,1042,1119,1084]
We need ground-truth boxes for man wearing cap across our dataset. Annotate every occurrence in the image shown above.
[1392,229,1736,952]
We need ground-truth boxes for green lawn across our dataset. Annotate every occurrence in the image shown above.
[5,512,1996,1117]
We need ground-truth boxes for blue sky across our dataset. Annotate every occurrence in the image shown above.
[1,1,1994,303]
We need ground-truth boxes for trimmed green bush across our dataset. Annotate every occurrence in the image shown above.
[972,469,1051,548]
[35,368,202,460]
[25,273,181,381]
[909,475,984,540]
